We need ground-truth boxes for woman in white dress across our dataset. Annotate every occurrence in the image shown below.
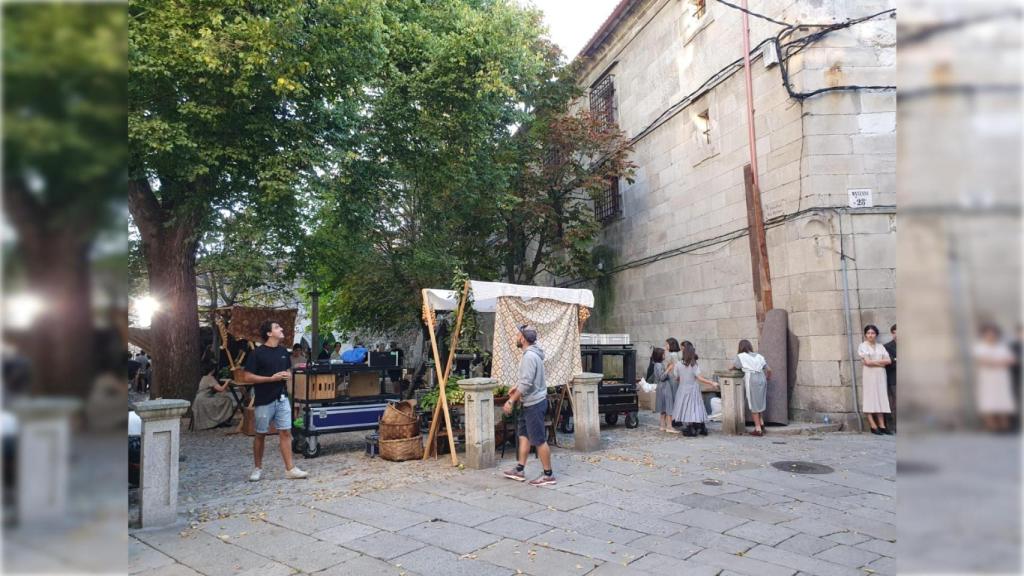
[974,323,1017,433]
[859,325,892,435]
[733,340,771,437]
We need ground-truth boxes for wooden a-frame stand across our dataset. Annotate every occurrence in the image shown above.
[421,281,471,465]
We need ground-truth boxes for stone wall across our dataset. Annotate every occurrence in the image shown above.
[574,0,896,426]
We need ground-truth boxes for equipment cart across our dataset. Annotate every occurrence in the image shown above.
[559,341,638,430]
[291,361,400,458]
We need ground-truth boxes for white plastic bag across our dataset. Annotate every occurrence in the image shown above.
[638,377,657,393]
[708,396,723,421]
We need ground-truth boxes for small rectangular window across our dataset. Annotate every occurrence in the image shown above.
[696,109,711,144]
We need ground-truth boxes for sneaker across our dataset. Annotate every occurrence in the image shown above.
[528,474,557,487]
[285,466,309,479]
[248,468,262,482]
[503,467,526,481]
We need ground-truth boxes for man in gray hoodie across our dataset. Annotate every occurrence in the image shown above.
[503,324,556,485]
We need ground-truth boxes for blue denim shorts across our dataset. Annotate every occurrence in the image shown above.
[254,395,292,434]
[516,398,548,446]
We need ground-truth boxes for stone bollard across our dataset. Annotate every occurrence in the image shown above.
[132,399,190,528]
[459,378,498,469]
[571,373,602,451]
[10,397,81,524]
[715,369,746,435]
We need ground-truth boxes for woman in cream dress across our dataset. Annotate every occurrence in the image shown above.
[974,323,1017,432]
[859,324,892,435]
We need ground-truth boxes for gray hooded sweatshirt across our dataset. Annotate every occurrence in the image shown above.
[517,343,547,407]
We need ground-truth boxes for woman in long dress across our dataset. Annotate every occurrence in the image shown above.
[671,342,717,436]
[191,363,236,430]
[733,339,771,437]
[859,325,892,435]
[974,323,1017,432]
[650,348,677,433]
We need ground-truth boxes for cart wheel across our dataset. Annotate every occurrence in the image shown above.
[559,417,574,434]
[605,413,619,426]
[625,413,639,429]
[302,437,321,459]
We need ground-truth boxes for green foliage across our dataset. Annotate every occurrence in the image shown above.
[418,381,464,412]
[129,0,388,235]
[3,3,127,232]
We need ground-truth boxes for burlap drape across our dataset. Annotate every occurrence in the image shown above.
[491,298,586,391]
[225,306,297,344]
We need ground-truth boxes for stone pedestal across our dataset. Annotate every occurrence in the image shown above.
[715,369,746,435]
[459,378,497,470]
[132,399,190,528]
[10,397,81,524]
[571,373,602,451]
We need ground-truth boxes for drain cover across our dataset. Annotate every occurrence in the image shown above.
[772,441,787,445]
[771,461,835,474]
[897,460,939,475]
[702,479,722,486]
[807,437,823,441]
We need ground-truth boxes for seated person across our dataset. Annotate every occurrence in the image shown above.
[192,361,237,430]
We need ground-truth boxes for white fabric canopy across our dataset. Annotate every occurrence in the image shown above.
[425,280,593,312]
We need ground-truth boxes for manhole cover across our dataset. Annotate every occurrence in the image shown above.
[702,479,722,486]
[771,461,834,474]
[897,460,939,475]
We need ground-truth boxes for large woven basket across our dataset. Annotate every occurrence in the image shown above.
[379,418,420,441]
[379,434,423,461]
[382,401,417,424]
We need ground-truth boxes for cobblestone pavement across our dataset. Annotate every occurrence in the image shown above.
[130,413,895,576]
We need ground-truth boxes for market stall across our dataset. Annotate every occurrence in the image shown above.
[420,280,594,466]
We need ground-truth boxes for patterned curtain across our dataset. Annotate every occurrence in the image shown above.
[491,298,587,391]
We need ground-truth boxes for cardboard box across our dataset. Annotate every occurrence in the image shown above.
[638,388,656,412]
[347,372,380,397]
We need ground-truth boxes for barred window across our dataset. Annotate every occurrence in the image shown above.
[590,74,617,125]
[594,178,622,224]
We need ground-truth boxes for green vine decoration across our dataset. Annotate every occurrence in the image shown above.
[448,269,481,353]
[591,245,616,326]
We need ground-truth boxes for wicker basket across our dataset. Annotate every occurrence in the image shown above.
[379,418,420,441]
[381,401,417,424]
[379,435,424,461]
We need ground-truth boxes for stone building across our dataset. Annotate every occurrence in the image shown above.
[573,0,897,427]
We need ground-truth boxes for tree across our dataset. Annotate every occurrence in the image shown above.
[3,4,127,396]
[129,0,387,398]
[309,0,587,334]
[499,109,636,285]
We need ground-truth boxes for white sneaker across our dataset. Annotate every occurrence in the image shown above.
[285,466,308,480]
[249,468,262,482]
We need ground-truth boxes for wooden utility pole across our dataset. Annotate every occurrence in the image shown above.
[740,0,773,327]
[744,164,773,326]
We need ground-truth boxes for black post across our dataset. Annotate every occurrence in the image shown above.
[309,290,320,365]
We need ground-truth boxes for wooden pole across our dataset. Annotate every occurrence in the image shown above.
[421,287,462,465]
[744,164,773,327]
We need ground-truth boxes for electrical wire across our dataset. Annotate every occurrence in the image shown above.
[713,0,792,28]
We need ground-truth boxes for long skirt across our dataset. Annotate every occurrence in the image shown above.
[861,366,891,413]
[655,380,678,414]
[745,372,768,413]
[672,381,708,424]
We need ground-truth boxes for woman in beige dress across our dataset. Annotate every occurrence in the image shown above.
[192,362,236,430]
[859,324,892,435]
[973,323,1017,433]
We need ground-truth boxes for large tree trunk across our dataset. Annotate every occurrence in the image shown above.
[3,182,96,397]
[130,179,203,400]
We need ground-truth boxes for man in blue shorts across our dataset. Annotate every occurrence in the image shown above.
[240,320,308,481]
[503,324,556,486]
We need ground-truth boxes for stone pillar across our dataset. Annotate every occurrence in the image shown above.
[10,397,80,524]
[571,373,602,451]
[715,369,746,435]
[132,399,190,528]
[459,378,497,469]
